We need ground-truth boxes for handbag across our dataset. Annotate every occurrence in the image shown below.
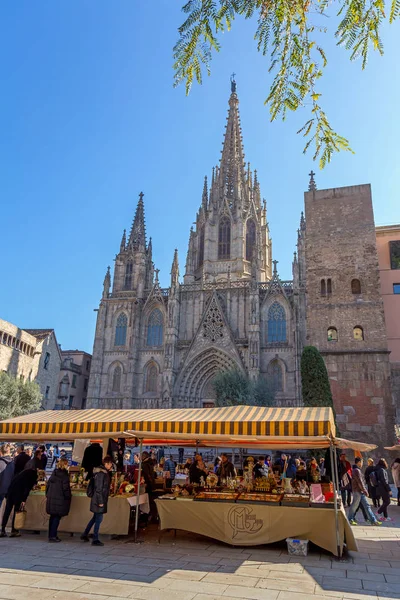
[14,509,27,530]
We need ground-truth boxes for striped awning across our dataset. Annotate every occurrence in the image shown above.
[0,406,336,442]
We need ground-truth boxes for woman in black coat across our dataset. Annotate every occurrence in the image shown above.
[46,457,71,542]
[0,469,38,537]
[376,458,392,521]
[81,456,113,546]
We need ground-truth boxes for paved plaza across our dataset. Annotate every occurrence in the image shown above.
[1,509,400,600]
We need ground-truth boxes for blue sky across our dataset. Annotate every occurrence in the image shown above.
[1,1,399,353]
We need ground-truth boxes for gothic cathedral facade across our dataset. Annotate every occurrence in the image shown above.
[87,79,395,446]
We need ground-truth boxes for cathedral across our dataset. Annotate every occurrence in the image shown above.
[87,78,395,446]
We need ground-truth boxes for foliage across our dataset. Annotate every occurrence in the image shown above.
[212,369,275,407]
[173,0,399,168]
[300,345,334,410]
[252,376,275,407]
[0,372,42,421]
[213,369,252,406]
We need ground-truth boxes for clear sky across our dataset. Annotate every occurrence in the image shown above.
[1,1,399,354]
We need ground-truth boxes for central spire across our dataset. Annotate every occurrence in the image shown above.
[127,192,146,251]
[218,75,246,209]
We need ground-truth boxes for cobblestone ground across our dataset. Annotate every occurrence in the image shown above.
[1,507,400,600]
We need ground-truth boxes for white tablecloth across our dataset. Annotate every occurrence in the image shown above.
[127,493,150,514]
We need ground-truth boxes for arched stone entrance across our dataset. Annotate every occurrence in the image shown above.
[175,348,242,407]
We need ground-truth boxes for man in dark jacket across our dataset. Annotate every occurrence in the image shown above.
[217,454,236,482]
[81,455,112,546]
[141,452,156,493]
[0,469,38,537]
[39,445,48,471]
[46,457,71,542]
[14,445,30,475]
[82,442,103,480]
[24,449,43,471]
[253,457,268,479]
[0,444,14,509]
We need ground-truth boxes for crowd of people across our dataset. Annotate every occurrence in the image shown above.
[1,442,399,542]
[339,453,400,525]
[0,442,114,545]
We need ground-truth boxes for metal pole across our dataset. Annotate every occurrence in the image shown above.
[330,441,341,558]
[134,439,143,543]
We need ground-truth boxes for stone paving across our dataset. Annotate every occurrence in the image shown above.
[0,508,400,600]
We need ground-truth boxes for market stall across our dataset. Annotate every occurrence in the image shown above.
[0,406,374,553]
[155,498,355,555]
[25,492,132,535]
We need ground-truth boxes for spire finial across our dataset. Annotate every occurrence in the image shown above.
[273,259,279,276]
[127,192,146,251]
[300,211,306,231]
[308,170,317,191]
[230,72,236,93]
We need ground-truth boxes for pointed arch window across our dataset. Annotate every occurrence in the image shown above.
[246,219,256,261]
[267,302,287,343]
[351,278,361,294]
[114,313,128,346]
[145,363,158,393]
[218,217,231,259]
[147,308,164,346]
[124,262,133,290]
[198,226,205,267]
[112,365,122,392]
[267,360,283,396]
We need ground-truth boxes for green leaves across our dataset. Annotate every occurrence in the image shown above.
[212,369,275,407]
[300,346,338,431]
[173,0,396,167]
[0,372,42,421]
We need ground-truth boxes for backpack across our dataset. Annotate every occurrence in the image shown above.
[86,477,95,498]
[369,470,378,487]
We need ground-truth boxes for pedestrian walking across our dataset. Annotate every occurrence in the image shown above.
[376,458,392,521]
[347,458,381,526]
[45,457,71,542]
[81,455,113,546]
[163,455,176,489]
[365,458,379,508]
[0,469,38,537]
[391,458,400,506]
[0,444,14,510]
[339,453,352,507]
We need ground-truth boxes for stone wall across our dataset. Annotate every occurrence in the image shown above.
[304,184,396,446]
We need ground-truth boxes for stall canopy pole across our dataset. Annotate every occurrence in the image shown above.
[330,441,341,558]
[134,439,143,543]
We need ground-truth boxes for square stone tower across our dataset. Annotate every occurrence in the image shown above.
[304,184,395,444]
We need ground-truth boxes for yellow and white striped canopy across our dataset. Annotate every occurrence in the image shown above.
[0,406,336,446]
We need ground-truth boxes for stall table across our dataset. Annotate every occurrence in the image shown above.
[155,498,357,556]
[25,492,132,535]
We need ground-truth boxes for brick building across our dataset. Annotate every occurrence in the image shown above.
[0,320,61,409]
[87,78,396,447]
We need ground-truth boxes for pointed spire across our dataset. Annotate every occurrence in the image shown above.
[273,259,279,277]
[120,229,126,252]
[300,211,306,231]
[219,76,246,207]
[293,251,298,264]
[127,192,146,251]
[171,248,179,287]
[103,266,111,299]
[308,170,317,191]
[202,176,208,210]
